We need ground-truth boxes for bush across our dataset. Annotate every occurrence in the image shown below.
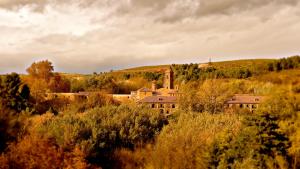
[36,105,167,167]
[0,135,89,169]
[149,112,242,169]
[292,84,300,93]
[210,113,291,169]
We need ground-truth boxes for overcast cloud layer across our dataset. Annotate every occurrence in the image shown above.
[1,0,300,74]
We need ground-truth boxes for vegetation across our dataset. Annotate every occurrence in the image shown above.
[0,56,299,168]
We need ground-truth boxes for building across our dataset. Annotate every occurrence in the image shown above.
[164,69,174,89]
[45,68,180,112]
[45,92,90,101]
[138,96,177,115]
[135,68,180,115]
[112,94,131,102]
[225,94,265,112]
[45,91,114,102]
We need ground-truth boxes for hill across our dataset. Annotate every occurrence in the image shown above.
[116,59,275,73]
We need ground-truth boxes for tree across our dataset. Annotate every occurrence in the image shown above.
[178,82,203,112]
[0,135,89,169]
[49,73,70,92]
[26,60,54,81]
[149,112,242,169]
[25,60,71,96]
[210,112,291,169]
[198,79,231,114]
[0,73,30,112]
[0,105,17,152]
[36,105,167,167]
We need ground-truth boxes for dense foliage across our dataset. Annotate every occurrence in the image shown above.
[35,105,167,168]
[0,73,30,112]
[210,113,290,169]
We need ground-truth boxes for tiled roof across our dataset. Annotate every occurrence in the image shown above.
[226,94,265,104]
[138,87,153,92]
[138,96,177,104]
[167,89,180,94]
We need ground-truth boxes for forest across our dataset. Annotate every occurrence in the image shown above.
[0,56,300,169]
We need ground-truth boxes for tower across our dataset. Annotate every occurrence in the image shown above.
[151,80,157,91]
[164,68,174,89]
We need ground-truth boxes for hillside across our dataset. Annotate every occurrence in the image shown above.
[116,59,275,73]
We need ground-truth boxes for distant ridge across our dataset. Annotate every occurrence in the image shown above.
[117,59,275,72]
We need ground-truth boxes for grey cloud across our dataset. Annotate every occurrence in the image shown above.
[0,0,104,11]
[0,0,48,10]
[115,0,300,23]
[1,0,300,74]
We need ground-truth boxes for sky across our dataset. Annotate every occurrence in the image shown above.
[0,0,300,74]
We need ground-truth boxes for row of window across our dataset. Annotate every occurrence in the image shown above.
[239,104,257,109]
[151,103,176,109]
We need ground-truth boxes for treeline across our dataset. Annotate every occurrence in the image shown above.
[268,56,300,72]
[171,55,300,82]
[172,63,253,81]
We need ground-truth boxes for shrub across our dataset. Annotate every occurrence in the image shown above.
[36,105,167,167]
[0,135,89,169]
[149,112,242,169]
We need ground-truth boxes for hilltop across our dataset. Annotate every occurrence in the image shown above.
[115,59,275,73]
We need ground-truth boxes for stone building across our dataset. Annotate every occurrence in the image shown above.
[138,96,177,115]
[225,94,265,112]
[45,92,90,101]
[135,68,180,115]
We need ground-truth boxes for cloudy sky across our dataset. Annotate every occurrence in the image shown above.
[1,0,300,74]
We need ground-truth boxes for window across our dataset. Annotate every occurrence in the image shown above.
[172,104,176,108]
[160,104,164,108]
[151,104,155,108]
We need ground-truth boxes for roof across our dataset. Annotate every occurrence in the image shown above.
[138,87,153,92]
[225,94,265,104]
[167,89,180,94]
[46,92,100,97]
[138,96,177,104]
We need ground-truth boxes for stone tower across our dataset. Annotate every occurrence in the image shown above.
[164,68,174,89]
[151,80,157,91]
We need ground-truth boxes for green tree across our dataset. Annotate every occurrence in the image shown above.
[36,105,167,167]
[0,73,30,112]
[210,112,290,169]
[149,112,242,169]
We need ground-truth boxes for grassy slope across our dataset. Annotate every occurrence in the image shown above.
[116,65,170,73]
[211,59,274,70]
[252,68,300,85]
[118,59,275,72]
[24,59,278,81]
